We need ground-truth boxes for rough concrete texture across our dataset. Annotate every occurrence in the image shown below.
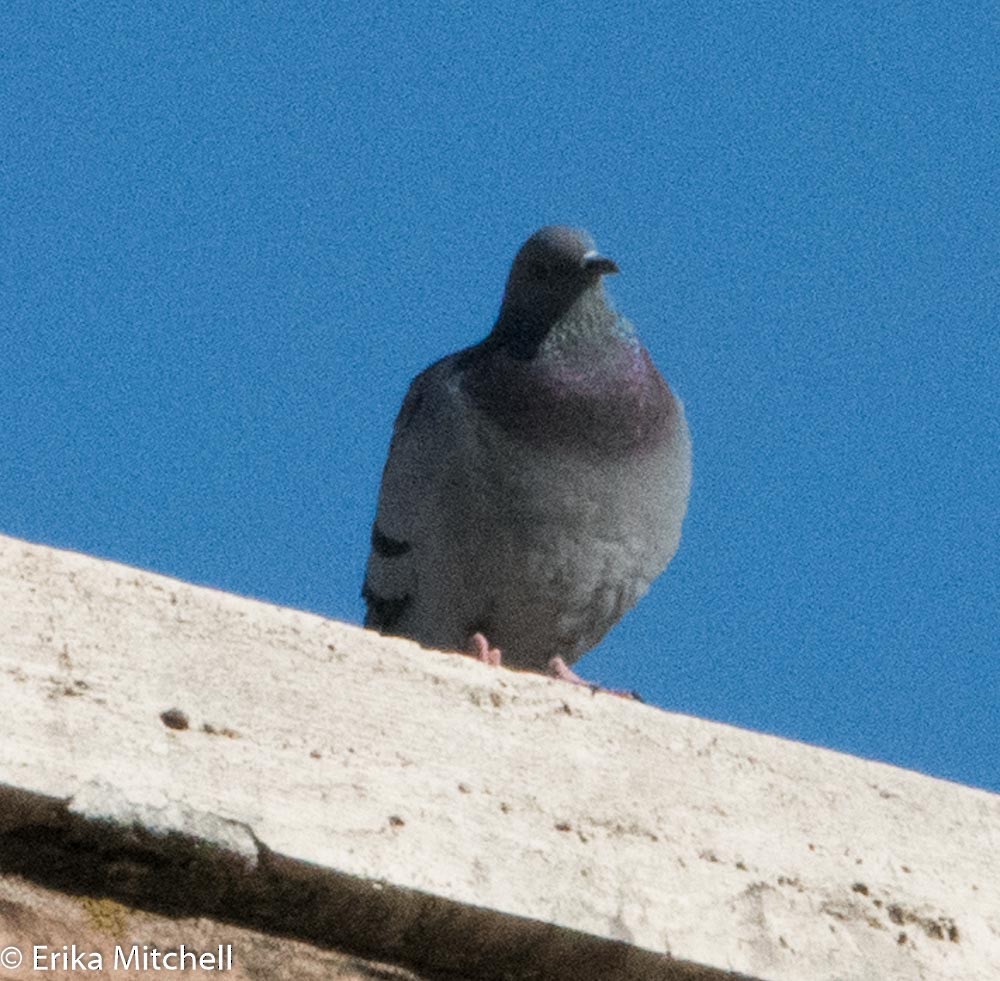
[0,532,998,980]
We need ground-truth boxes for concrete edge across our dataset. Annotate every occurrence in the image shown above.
[0,782,749,981]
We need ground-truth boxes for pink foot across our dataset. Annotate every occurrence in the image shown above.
[547,656,642,701]
[547,656,593,685]
[467,631,503,666]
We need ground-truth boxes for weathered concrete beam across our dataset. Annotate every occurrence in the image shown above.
[0,533,997,980]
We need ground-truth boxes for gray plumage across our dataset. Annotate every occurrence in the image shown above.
[363,225,691,674]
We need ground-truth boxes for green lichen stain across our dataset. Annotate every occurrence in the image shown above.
[79,896,131,939]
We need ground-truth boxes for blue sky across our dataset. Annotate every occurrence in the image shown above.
[2,3,997,793]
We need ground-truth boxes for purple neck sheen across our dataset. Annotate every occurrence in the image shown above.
[464,333,677,457]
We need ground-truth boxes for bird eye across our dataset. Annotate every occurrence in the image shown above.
[527,260,551,282]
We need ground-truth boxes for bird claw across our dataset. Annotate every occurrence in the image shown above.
[546,655,592,686]
[548,656,643,701]
[467,632,503,666]
[464,639,641,701]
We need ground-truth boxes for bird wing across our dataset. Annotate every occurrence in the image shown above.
[361,355,463,633]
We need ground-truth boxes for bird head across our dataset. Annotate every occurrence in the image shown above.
[493,226,619,357]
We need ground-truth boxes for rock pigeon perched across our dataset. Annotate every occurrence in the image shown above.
[362,226,691,684]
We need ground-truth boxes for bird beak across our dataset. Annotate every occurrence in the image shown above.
[582,250,620,276]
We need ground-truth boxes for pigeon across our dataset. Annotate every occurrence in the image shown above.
[362,225,691,685]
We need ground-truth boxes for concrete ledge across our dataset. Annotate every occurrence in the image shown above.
[0,533,997,980]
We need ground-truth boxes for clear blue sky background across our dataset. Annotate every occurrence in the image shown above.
[3,4,997,793]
